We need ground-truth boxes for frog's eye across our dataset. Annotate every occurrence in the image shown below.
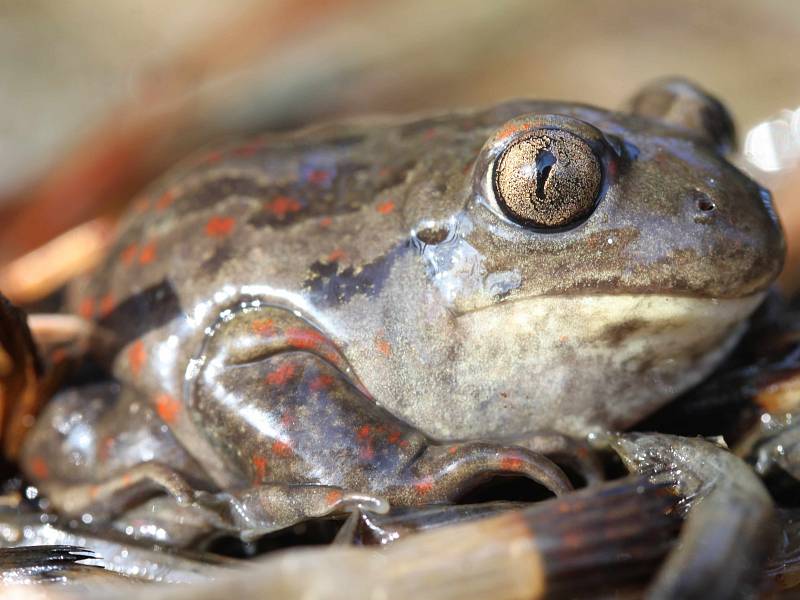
[493,129,602,228]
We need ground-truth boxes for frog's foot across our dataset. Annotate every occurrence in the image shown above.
[41,461,195,521]
[192,484,388,542]
[609,432,778,600]
[390,441,572,505]
[504,430,605,484]
[737,414,800,481]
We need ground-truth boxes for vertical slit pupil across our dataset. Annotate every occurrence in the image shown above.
[534,149,556,200]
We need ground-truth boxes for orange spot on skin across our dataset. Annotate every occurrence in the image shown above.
[307,169,332,185]
[326,248,346,262]
[29,456,49,479]
[387,430,402,444]
[272,440,293,457]
[500,456,524,471]
[359,444,374,461]
[414,479,434,495]
[448,446,458,455]
[89,485,100,500]
[155,190,176,211]
[357,425,371,440]
[252,455,268,482]
[251,318,276,336]
[265,195,302,218]
[375,336,392,357]
[98,293,115,317]
[138,242,157,265]
[128,341,146,376]
[78,297,95,319]
[325,489,343,505]
[266,362,296,386]
[99,436,115,461]
[121,243,139,266]
[318,216,333,228]
[204,150,223,163]
[376,200,395,214]
[155,393,181,424]
[122,473,133,486]
[285,327,327,352]
[205,216,235,237]
[309,374,335,391]
[133,196,150,213]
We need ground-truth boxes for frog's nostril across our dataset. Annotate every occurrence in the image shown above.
[689,190,716,213]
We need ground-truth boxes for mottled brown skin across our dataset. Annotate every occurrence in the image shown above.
[20,79,784,543]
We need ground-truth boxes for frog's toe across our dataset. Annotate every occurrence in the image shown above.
[505,430,605,484]
[394,441,572,505]
[192,484,389,541]
[610,432,778,600]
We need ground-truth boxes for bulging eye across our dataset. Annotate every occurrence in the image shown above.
[493,129,602,228]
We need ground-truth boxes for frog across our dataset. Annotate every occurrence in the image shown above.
[18,77,784,543]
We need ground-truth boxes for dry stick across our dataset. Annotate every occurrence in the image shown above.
[7,478,679,600]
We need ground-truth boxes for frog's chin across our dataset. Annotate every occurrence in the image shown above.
[439,292,766,438]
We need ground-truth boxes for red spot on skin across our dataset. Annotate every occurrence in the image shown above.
[266,362,296,386]
[398,439,410,448]
[325,490,343,505]
[265,195,302,218]
[251,319,276,336]
[155,393,181,424]
[128,341,146,376]
[29,456,49,479]
[375,336,392,357]
[272,440,293,457]
[376,200,395,215]
[387,430,402,444]
[359,444,374,461]
[414,479,434,495]
[357,425,371,440]
[133,196,150,213]
[252,455,268,482]
[498,121,532,140]
[285,327,327,352]
[205,216,235,238]
[98,293,115,317]
[500,456,524,471]
[121,243,139,266]
[234,141,262,157]
[78,297,95,319]
[326,248,346,262]
[608,160,618,178]
[138,242,157,265]
[448,446,458,455]
[307,169,332,185]
[309,374,335,391]
[319,216,333,229]
[204,150,223,164]
[155,190,176,211]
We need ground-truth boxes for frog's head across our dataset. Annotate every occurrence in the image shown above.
[408,78,784,434]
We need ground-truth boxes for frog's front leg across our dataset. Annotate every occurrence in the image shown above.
[187,305,572,533]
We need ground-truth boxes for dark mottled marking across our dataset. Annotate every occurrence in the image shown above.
[598,318,648,345]
[302,245,407,307]
[97,279,182,348]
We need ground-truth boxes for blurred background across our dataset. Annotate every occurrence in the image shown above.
[1,0,800,298]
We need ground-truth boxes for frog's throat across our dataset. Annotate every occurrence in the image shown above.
[439,292,765,436]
